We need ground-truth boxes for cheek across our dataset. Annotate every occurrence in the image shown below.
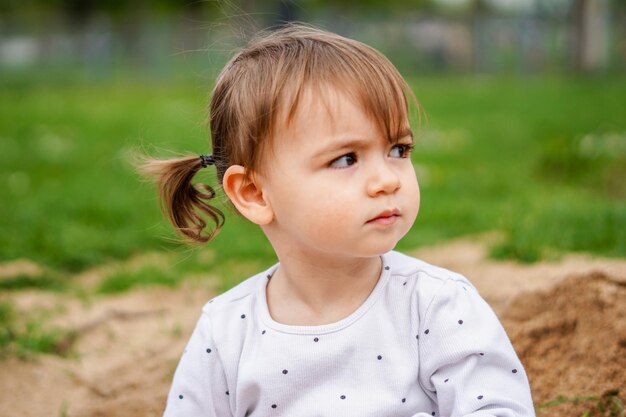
[301,197,354,238]
[405,171,421,217]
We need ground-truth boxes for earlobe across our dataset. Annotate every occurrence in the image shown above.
[222,165,274,225]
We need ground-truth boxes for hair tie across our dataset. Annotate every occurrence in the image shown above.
[199,154,215,168]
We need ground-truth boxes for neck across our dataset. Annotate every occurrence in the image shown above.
[266,248,383,324]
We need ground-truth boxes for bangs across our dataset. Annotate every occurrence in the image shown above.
[275,35,418,144]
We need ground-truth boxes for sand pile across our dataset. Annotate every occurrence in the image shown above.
[502,271,626,417]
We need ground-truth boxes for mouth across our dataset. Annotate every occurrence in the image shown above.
[366,208,400,225]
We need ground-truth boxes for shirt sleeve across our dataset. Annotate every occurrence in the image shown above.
[417,276,535,417]
[163,311,233,417]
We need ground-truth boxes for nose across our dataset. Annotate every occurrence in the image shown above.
[366,158,401,197]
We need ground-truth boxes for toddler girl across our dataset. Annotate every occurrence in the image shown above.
[146,24,535,417]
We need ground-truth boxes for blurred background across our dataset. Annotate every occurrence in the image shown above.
[1,0,625,315]
[1,3,626,415]
[1,0,625,78]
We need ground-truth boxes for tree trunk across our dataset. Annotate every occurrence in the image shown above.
[571,0,609,72]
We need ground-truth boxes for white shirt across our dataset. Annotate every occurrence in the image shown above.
[163,251,535,417]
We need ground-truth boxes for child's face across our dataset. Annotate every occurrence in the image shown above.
[258,87,420,261]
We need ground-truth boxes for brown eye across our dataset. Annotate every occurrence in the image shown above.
[330,152,357,168]
[389,144,413,158]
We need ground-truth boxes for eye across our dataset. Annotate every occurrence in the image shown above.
[329,152,357,168]
[389,143,414,159]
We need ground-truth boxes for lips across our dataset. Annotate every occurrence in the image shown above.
[366,208,400,225]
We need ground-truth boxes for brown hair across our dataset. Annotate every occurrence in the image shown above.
[139,23,419,243]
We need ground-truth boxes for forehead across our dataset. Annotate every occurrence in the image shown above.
[296,86,366,129]
[275,83,408,147]
[273,87,373,150]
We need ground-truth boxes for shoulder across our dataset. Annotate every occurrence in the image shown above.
[191,267,273,357]
[199,268,268,320]
[387,250,473,288]
[386,250,480,316]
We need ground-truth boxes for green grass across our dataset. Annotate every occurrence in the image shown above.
[0,272,67,291]
[536,391,625,417]
[97,265,181,294]
[0,301,13,352]
[0,74,625,291]
[398,75,626,261]
[0,300,70,358]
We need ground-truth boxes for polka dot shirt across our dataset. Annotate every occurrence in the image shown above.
[163,251,535,417]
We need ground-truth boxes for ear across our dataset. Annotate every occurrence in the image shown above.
[222,165,274,225]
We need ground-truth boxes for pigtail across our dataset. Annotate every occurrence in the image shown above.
[137,155,225,243]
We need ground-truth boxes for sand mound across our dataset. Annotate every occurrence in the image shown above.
[502,271,626,416]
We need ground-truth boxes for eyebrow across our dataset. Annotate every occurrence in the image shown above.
[314,128,414,159]
[391,128,414,142]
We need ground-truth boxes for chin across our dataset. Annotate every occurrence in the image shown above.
[357,241,400,258]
